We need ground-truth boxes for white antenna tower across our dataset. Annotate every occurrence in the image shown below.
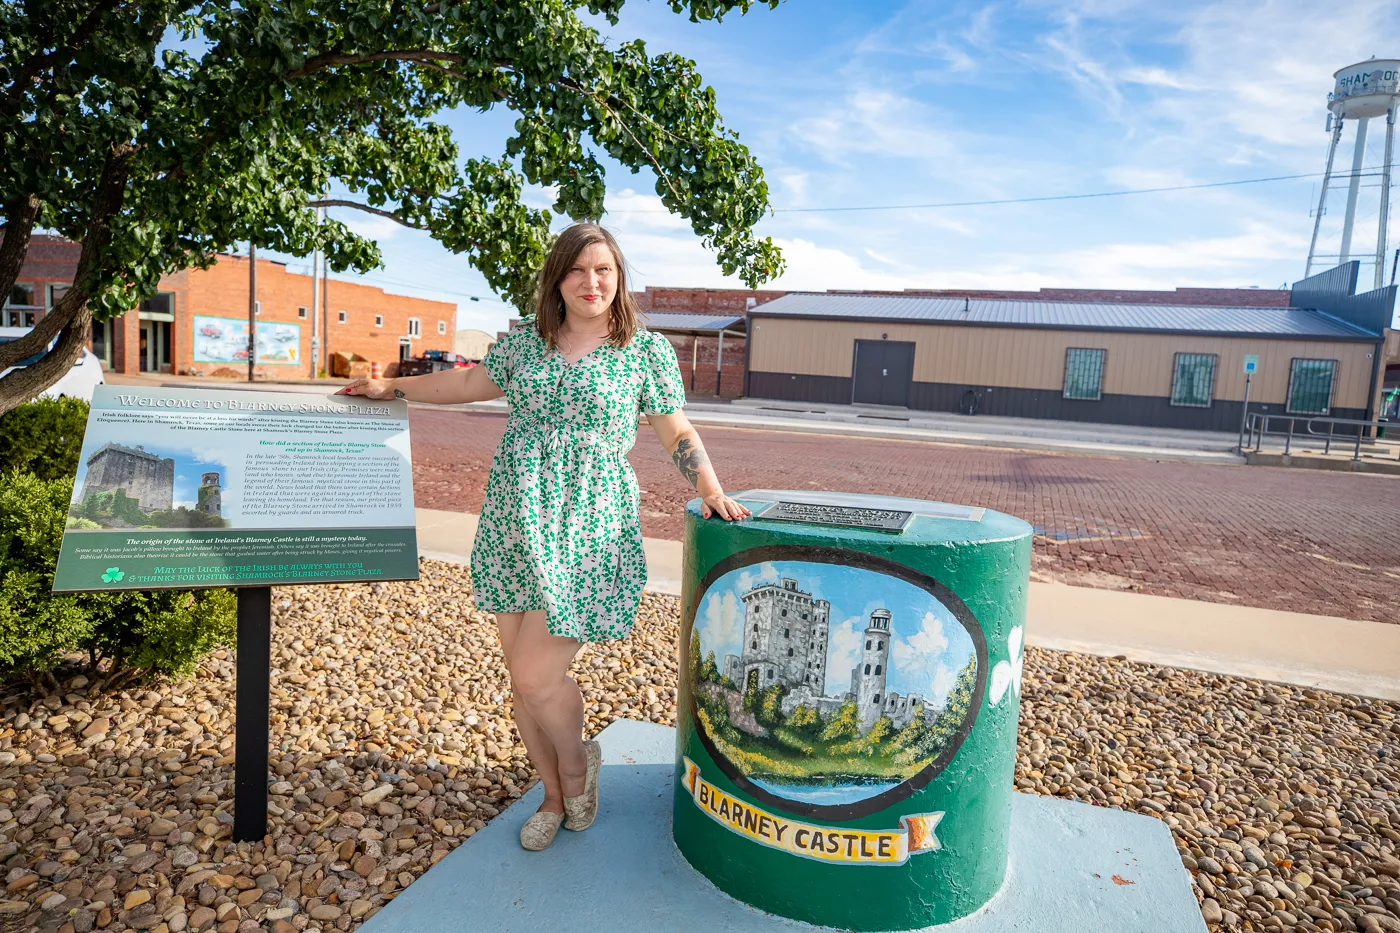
[1305,57,1400,288]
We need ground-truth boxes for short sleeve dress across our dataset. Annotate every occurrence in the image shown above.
[469,318,687,641]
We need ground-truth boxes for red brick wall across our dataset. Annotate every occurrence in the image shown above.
[106,254,455,378]
[634,287,786,315]
[664,334,746,399]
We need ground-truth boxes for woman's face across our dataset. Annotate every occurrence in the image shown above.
[558,241,618,328]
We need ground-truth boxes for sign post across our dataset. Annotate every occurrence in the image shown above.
[1239,355,1260,452]
[53,385,419,841]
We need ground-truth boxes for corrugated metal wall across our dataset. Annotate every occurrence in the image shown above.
[747,317,1375,409]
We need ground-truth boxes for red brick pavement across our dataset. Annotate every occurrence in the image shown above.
[410,408,1400,623]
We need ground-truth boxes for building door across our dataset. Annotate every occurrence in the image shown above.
[852,339,915,406]
[138,321,151,372]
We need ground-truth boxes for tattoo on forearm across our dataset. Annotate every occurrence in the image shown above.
[671,438,711,488]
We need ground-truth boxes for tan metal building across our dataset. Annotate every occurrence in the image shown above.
[745,264,1395,432]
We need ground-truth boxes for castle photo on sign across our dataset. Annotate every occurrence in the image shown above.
[690,560,979,807]
[65,441,230,531]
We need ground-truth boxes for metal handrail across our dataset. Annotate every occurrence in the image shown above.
[1245,412,1400,461]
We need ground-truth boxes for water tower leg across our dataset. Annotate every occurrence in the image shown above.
[1307,117,1344,276]
[1375,101,1397,290]
[1340,117,1370,265]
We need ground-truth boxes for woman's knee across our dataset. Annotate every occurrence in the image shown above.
[509,664,563,706]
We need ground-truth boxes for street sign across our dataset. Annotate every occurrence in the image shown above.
[1243,355,1259,374]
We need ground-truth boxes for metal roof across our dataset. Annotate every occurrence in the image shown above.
[748,293,1377,339]
[640,311,746,335]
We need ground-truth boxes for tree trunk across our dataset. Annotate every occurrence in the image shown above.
[0,142,133,408]
[0,195,40,310]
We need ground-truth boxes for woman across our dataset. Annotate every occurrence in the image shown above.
[339,223,750,851]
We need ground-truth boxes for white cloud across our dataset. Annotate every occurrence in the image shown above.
[604,188,689,231]
[700,589,743,657]
[735,561,779,593]
[825,615,863,692]
[929,664,958,709]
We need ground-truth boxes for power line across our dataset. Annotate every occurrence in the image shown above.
[607,171,1354,215]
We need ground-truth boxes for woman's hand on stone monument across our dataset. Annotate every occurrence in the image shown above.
[336,378,398,399]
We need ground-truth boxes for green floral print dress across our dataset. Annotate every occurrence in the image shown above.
[469,317,687,641]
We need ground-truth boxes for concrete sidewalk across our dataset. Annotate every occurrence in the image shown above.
[415,507,1400,702]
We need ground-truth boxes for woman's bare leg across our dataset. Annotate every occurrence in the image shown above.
[494,610,587,813]
[505,610,588,801]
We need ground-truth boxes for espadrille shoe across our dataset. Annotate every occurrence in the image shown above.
[519,808,564,851]
[563,740,602,831]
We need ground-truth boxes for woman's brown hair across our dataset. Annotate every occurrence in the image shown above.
[533,223,642,348]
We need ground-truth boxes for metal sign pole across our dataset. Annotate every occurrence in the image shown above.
[1237,372,1253,452]
[234,586,273,843]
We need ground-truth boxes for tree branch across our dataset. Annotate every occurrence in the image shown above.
[0,195,41,313]
[306,200,429,230]
[287,50,464,80]
[0,141,134,373]
[1,0,127,116]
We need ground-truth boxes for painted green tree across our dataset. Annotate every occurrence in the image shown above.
[820,698,861,743]
[894,657,979,766]
[755,683,786,727]
[0,0,785,411]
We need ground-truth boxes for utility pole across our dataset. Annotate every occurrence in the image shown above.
[247,243,257,383]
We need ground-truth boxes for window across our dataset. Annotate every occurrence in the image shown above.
[7,284,36,307]
[787,648,794,657]
[781,609,787,617]
[783,628,790,638]
[1063,348,1106,400]
[864,664,871,675]
[1170,353,1217,407]
[337,310,347,324]
[1287,359,1338,415]
[877,640,883,650]
[750,640,757,650]
[865,639,871,650]
[873,694,880,704]
[407,317,421,337]
[438,320,447,335]
[375,314,384,328]
[298,306,308,319]
[874,664,882,675]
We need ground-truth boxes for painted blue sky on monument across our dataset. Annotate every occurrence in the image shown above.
[696,560,975,709]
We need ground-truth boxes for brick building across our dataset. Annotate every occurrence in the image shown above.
[4,237,454,378]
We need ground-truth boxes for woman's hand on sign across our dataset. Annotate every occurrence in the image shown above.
[700,490,751,522]
[337,378,397,399]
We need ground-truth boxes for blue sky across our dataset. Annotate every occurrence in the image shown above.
[696,559,977,708]
[255,0,1400,333]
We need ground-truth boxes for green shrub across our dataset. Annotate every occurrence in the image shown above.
[0,397,89,481]
[0,470,237,682]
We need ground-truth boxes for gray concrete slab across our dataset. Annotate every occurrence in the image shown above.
[360,720,1204,933]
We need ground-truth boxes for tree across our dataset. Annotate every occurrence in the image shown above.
[0,0,785,412]
[821,699,861,743]
[755,682,785,727]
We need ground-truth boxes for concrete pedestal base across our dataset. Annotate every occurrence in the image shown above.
[359,721,1205,933]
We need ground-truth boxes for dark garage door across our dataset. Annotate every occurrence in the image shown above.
[852,339,915,407]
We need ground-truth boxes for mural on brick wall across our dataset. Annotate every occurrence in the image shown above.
[194,316,300,365]
[689,557,981,817]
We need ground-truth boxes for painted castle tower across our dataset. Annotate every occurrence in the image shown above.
[853,609,892,729]
[724,578,830,696]
[196,472,222,516]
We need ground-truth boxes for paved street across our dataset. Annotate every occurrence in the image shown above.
[409,407,1400,623]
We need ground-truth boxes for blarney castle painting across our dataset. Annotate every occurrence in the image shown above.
[690,560,980,808]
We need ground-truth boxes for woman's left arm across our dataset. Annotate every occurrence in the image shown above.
[648,412,751,521]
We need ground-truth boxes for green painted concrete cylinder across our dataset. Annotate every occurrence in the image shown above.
[673,490,1032,931]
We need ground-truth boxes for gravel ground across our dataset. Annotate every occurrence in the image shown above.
[0,560,1395,933]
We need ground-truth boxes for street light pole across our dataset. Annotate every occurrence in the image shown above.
[247,243,257,383]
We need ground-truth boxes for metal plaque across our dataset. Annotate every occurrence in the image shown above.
[754,500,913,533]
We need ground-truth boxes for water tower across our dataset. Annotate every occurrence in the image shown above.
[1305,57,1400,288]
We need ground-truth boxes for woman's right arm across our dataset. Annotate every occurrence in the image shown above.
[337,364,503,404]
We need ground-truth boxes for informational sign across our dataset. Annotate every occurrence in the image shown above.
[194,315,301,365]
[1243,354,1259,375]
[53,386,418,592]
[755,501,913,533]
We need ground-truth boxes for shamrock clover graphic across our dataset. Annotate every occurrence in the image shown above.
[101,567,125,584]
[989,625,1024,706]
